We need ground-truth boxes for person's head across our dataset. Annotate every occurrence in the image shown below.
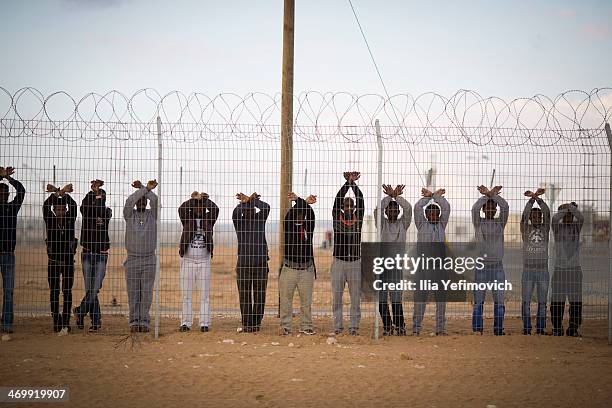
[530,207,543,226]
[53,203,67,218]
[385,200,400,222]
[343,197,355,214]
[136,196,148,212]
[483,199,497,219]
[0,183,8,203]
[559,203,578,224]
[425,203,441,223]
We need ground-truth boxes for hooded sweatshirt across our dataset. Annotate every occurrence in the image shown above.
[520,197,550,270]
[123,187,158,257]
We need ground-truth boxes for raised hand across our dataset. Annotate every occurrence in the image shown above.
[132,180,143,189]
[524,190,534,197]
[91,179,104,193]
[250,192,261,201]
[191,191,202,200]
[421,188,433,198]
[236,193,250,203]
[382,184,394,197]
[0,167,5,178]
[146,180,158,191]
[489,185,502,196]
[305,195,317,205]
[200,192,209,201]
[287,192,298,201]
[535,188,545,196]
[394,185,405,196]
[60,184,74,196]
[350,171,361,182]
[434,188,446,196]
[46,184,59,193]
[477,185,489,196]
[0,166,15,179]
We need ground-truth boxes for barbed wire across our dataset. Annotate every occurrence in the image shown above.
[0,87,611,145]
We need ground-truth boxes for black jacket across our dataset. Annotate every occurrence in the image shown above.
[283,198,315,269]
[179,198,219,258]
[0,178,25,253]
[233,199,270,266]
[80,190,112,253]
[43,194,78,263]
[332,182,364,261]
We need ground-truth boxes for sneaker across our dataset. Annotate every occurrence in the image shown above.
[536,329,547,336]
[523,329,531,335]
[130,326,139,333]
[299,329,316,336]
[179,324,190,332]
[1,327,13,334]
[493,330,506,336]
[396,327,407,336]
[472,330,483,335]
[435,331,448,336]
[382,328,393,336]
[552,329,564,336]
[88,325,100,333]
[57,327,69,337]
[333,329,343,335]
[412,331,420,336]
[348,328,359,336]
[139,326,150,333]
[280,328,291,336]
[73,307,84,330]
[200,326,209,333]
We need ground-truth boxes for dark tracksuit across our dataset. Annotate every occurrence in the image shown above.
[43,194,78,331]
[0,178,25,332]
[232,199,270,330]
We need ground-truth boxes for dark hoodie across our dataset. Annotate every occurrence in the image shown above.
[0,178,25,253]
[178,197,219,258]
[43,193,78,263]
[80,190,112,253]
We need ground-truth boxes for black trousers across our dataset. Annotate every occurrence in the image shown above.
[237,263,269,329]
[379,301,405,331]
[48,260,75,329]
[551,301,582,332]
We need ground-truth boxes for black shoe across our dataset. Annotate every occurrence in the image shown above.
[396,327,407,336]
[243,326,254,333]
[333,329,343,335]
[299,328,316,336]
[139,326,150,333]
[382,327,393,336]
[88,325,100,333]
[348,328,359,336]
[280,328,291,336]
[200,326,209,333]
[493,330,506,336]
[254,326,261,332]
[130,326,139,333]
[552,328,564,336]
[435,331,448,336]
[523,329,531,335]
[1,327,13,334]
[73,308,84,330]
[536,329,547,336]
[179,324,190,332]
[566,327,580,337]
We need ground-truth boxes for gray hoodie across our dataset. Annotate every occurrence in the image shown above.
[414,194,450,243]
[520,197,551,270]
[472,194,509,264]
[552,206,583,269]
[123,187,158,256]
[374,196,412,243]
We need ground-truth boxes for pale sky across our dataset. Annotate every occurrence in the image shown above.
[1,0,611,98]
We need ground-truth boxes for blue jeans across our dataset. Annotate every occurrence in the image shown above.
[472,262,506,333]
[1,253,15,331]
[521,269,549,332]
[75,253,108,326]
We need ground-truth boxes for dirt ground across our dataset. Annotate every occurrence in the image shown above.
[0,317,611,408]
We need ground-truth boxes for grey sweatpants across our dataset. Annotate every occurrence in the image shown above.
[124,254,156,329]
[331,258,361,331]
[279,265,314,331]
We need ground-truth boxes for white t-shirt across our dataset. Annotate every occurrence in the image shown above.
[185,220,209,260]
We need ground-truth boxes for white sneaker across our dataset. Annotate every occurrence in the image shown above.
[1,334,11,341]
[58,327,69,337]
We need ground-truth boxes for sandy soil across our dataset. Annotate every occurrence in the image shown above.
[0,317,611,408]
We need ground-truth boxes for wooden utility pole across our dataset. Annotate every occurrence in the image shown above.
[279,0,294,273]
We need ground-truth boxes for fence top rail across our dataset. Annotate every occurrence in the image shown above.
[1,87,611,146]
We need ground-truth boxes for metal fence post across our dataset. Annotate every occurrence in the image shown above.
[374,119,383,341]
[604,122,612,345]
[154,116,163,339]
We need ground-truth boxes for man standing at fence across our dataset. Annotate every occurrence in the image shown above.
[233,192,270,333]
[550,202,584,337]
[520,188,550,335]
[178,191,219,333]
[279,192,317,336]
[123,179,158,333]
[374,184,412,335]
[43,183,78,335]
[0,166,25,337]
[471,185,509,335]
[332,172,364,336]
[74,179,112,333]
[413,187,450,336]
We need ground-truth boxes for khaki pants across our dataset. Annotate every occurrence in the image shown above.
[279,265,314,331]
